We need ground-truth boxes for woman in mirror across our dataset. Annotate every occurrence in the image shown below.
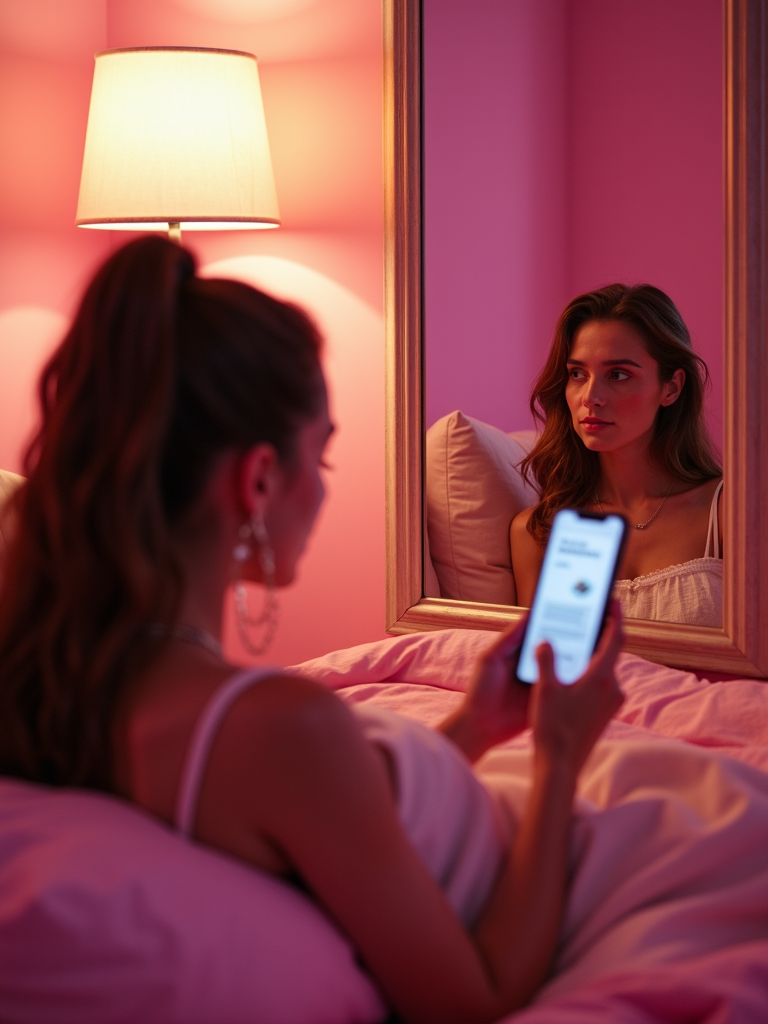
[0,237,626,1023]
[510,284,723,626]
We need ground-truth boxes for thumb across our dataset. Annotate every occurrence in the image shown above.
[535,641,558,688]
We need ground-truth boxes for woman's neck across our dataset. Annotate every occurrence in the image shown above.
[596,446,674,507]
[172,523,233,643]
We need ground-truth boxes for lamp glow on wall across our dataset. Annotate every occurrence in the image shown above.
[76,47,280,243]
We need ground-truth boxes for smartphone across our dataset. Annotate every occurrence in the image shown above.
[517,508,628,685]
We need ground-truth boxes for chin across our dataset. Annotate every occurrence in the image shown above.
[577,433,607,451]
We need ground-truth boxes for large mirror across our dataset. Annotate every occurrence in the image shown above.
[384,0,768,677]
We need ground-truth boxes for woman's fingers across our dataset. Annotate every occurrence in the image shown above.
[534,640,557,688]
[486,614,528,662]
[574,603,624,696]
[530,604,624,772]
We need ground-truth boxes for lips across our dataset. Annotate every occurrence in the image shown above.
[580,417,613,433]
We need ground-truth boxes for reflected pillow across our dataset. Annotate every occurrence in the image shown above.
[0,778,384,1024]
[426,411,537,605]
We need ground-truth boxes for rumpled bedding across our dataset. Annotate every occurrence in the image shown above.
[291,630,768,1024]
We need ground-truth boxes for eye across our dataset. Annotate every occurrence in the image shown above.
[609,369,630,380]
[567,367,586,380]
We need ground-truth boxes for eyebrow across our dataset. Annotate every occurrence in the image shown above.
[567,358,642,368]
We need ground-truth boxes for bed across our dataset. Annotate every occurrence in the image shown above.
[2,622,767,1024]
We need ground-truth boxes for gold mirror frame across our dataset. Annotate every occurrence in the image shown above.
[384,0,768,678]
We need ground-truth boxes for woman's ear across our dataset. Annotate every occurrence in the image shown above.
[237,443,280,518]
[661,368,685,406]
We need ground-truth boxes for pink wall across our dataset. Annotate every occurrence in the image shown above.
[425,0,723,448]
[568,0,723,447]
[0,0,385,666]
[424,0,570,434]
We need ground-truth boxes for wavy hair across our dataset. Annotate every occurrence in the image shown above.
[521,283,721,546]
[0,237,323,789]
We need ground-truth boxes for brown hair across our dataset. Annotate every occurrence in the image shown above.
[521,283,721,545]
[0,236,323,789]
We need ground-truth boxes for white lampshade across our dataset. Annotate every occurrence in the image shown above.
[76,47,280,232]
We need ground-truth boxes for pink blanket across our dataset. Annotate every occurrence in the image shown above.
[292,630,768,1024]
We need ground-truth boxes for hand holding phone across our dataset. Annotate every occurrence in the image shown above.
[440,617,532,762]
[530,602,625,773]
[517,509,628,685]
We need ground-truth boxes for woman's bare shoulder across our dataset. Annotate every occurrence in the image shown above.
[123,665,350,830]
[511,505,535,530]
[209,671,353,758]
[676,475,723,507]
[510,505,537,548]
[509,506,543,608]
[188,671,378,872]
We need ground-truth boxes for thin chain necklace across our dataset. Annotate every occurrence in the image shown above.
[146,622,224,659]
[594,482,674,530]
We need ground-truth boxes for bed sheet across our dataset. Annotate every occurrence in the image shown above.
[292,630,768,1024]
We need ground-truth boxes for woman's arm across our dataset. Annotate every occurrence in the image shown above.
[192,612,624,1024]
[473,617,624,998]
[510,507,544,608]
[439,617,531,763]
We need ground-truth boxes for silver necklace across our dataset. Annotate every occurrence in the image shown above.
[594,482,674,530]
[146,622,224,659]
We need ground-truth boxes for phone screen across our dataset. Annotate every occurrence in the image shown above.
[517,509,627,685]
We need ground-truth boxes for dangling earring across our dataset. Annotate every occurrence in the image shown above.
[232,511,280,656]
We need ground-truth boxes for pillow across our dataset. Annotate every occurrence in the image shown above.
[426,411,537,605]
[423,529,442,598]
[0,778,385,1024]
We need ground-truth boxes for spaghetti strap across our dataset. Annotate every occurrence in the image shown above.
[175,666,278,837]
[704,480,724,559]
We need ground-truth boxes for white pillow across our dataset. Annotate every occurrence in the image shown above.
[426,411,537,605]
[0,778,385,1024]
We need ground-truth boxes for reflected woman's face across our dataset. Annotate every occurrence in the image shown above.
[565,320,684,455]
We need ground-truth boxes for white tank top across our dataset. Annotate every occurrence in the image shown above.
[174,668,506,927]
[614,480,723,627]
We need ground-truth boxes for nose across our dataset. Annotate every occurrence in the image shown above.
[581,375,605,409]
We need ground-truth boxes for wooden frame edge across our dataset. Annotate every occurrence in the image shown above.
[725,0,768,673]
[385,0,768,679]
[384,0,423,628]
[388,599,764,676]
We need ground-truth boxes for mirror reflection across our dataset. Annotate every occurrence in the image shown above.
[422,0,724,627]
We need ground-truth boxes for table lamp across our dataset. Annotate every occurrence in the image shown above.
[76,46,280,243]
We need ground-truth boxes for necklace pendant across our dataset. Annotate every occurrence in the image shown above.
[595,482,674,531]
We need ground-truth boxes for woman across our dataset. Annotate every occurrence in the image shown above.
[0,238,624,1024]
[511,284,723,627]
